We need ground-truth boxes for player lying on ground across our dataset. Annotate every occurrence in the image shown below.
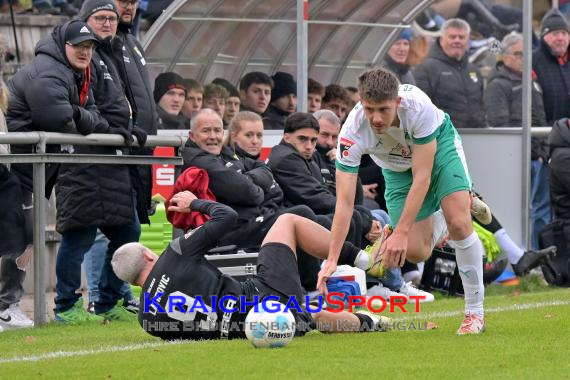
[111,190,391,340]
[320,68,487,334]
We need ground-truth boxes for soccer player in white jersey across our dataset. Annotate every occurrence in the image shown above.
[318,68,486,334]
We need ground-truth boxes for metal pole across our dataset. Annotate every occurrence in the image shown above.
[521,0,532,249]
[32,135,47,325]
[296,0,308,112]
[8,0,21,63]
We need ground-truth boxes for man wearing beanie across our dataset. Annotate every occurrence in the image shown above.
[213,77,240,125]
[52,0,148,324]
[533,7,570,124]
[383,29,416,85]
[262,72,297,130]
[531,8,570,252]
[154,72,190,130]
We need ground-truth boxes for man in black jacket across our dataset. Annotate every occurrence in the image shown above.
[155,72,190,130]
[414,18,485,129]
[266,112,379,248]
[549,118,570,219]
[53,0,148,324]
[486,31,551,249]
[533,8,570,125]
[6,20,109,328]
[262,72,297,130]
[113,0,158,220]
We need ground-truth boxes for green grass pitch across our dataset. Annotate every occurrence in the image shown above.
[1,278,569,379]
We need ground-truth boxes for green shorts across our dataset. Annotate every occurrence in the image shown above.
[383,115,471,226]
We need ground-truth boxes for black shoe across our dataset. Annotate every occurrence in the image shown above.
[87,301,95,314]
[58,2,78,16]
[513,246,557,277]
[33,2,61,15]
[123,298,139,314]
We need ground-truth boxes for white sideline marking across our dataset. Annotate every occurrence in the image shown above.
[0,340,193,365]
[398,299,570,321]
[1,299,569,364]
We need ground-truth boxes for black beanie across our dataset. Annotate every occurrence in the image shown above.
[80,0,118,21]
[153,72,187,103]
[212,78,239,98]
[541,8,569,37]
[271,72,297,102]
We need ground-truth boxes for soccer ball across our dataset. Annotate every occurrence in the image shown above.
[244,300,296,348]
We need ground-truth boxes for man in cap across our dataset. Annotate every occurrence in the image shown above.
[263,72,297,130]
[5,20,109,328]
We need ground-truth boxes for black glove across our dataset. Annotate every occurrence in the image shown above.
[109,126,133,146]
[131,125,148,147]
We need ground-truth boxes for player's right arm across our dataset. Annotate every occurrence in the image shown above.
[317,170,359,293]
[168,191,238,256]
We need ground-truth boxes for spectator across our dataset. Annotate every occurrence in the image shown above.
[549,118,570,219]
[321,84,351,122]
[202,83,228,125]
[263,72,297,130]
[239,71,272,115]
[212,78,240,126]
[533,8,570,125]
[0,106,32,331]
[345,86,360,111]
[6,20,108,325]
[50,0,148,324]
[312,109,339,193]
[485,31,550,249]
[383,29,416,85]
[531,9,570,248]
[181,78,203,120]
[224,111,263,160]
[414,18,485,129]
[266,112,378,248]
[113,0,157,236]
[154,72,189,130]
[308,78,325,113]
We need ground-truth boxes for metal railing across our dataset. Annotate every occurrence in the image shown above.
[0,132,186,325]
[0,127,554,326]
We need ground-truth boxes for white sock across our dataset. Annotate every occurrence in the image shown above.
[355,250,370,270]
[449,231,485,316]
[494,228,524,264]
[431,209,448,250]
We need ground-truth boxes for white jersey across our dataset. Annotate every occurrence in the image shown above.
[336,84,445,172]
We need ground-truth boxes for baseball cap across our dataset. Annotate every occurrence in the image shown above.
[65,20,99,46]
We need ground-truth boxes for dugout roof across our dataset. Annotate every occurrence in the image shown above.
[142,0,433,104]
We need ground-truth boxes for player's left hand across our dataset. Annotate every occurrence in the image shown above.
[168,191,197,212]
[381,229,407,269]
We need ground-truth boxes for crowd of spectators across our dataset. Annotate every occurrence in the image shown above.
[0,0,568,332]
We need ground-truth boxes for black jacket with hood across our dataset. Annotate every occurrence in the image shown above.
[548,118,570,218]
